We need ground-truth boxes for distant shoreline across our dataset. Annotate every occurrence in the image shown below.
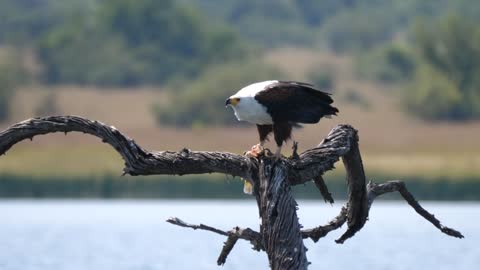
[1,174,479,201]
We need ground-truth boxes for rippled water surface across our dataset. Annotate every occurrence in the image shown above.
[0,200,478,270]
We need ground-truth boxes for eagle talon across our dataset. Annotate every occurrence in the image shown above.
[273,147,282,160]
[226,80,338,163]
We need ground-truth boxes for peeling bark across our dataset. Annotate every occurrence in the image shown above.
[0,115,463,269]
[258,159,308,269]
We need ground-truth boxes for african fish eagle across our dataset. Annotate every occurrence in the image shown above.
[225,80,338,159]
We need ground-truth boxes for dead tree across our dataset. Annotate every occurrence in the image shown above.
[0,116,463,269]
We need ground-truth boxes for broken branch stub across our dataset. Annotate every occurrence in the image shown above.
[0,116,463,269]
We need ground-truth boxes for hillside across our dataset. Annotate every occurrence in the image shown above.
[2,48,479,179]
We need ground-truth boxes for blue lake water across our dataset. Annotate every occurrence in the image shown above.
[0,200,478,270]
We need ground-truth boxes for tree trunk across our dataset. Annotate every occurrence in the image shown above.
[0,116,464,269]
[259,159,308,270]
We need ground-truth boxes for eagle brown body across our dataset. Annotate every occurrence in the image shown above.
[226,80,338,158]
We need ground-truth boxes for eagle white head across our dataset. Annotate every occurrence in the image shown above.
[225,81,277,125]
[225,80,338,159]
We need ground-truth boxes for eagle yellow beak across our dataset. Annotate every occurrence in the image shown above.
[225,98,240,107]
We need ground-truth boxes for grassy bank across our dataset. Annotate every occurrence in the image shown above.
[1,174,479,200]
[1,142,479,179]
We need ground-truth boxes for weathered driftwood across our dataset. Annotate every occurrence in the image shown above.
[0,116,464,269]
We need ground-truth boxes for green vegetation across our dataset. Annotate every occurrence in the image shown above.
[186,0,480,50]
[404,17,480,120]
[0,74,13,121]
[307,66,335,92]
[364,16,480,121]
[2,0,480,88]
[0,0,97,44]
[320,11,395,53]
[0,50,27,121]
[0,174,245,199]
[184,0,352,46]
[153,61,282,127]
[1,0,480,199]
[355,45,416,83]
[341,89,371,110]
[37,0,247,85]
[1,173,479,200]
[0,64,13,121]
[29,0,480,97]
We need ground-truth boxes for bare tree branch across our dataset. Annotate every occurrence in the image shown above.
[313,175,334,204]
[302,180,464,245]
[336,135,368,244]
[0,116,256,179]
[166,217,264,265]
[289,125,358,185]
[1,116,464,269]
[291,141,300,159]
[218,235,239,265]
[302,206,348,242]
[0,116,360,184]
[367,180,464,239]
[166,217,230,237]
[291,126,368,244]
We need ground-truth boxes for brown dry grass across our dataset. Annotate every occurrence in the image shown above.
[1,47,480,178]
[9,85,167,129]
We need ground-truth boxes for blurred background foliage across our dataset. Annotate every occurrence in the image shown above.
[0,0,479,124]
[0,67,14,121]
[37,0,248,85]
[405,16,480,120]
[1,0,480,198]
[0,48,28,121]
[153,60,282,127]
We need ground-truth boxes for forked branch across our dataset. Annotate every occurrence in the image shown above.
[301,178,464,245]
[166,217,263,265]
[367,180,464,238]
[0,116,255,179]
[0,115,463,269]
[0,116,361,182]
[168,177,464,265]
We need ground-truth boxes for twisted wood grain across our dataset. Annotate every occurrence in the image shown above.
[0,115,463,269]
[0,116,256,179]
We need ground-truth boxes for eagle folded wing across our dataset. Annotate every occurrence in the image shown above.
[254,81,338,124]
